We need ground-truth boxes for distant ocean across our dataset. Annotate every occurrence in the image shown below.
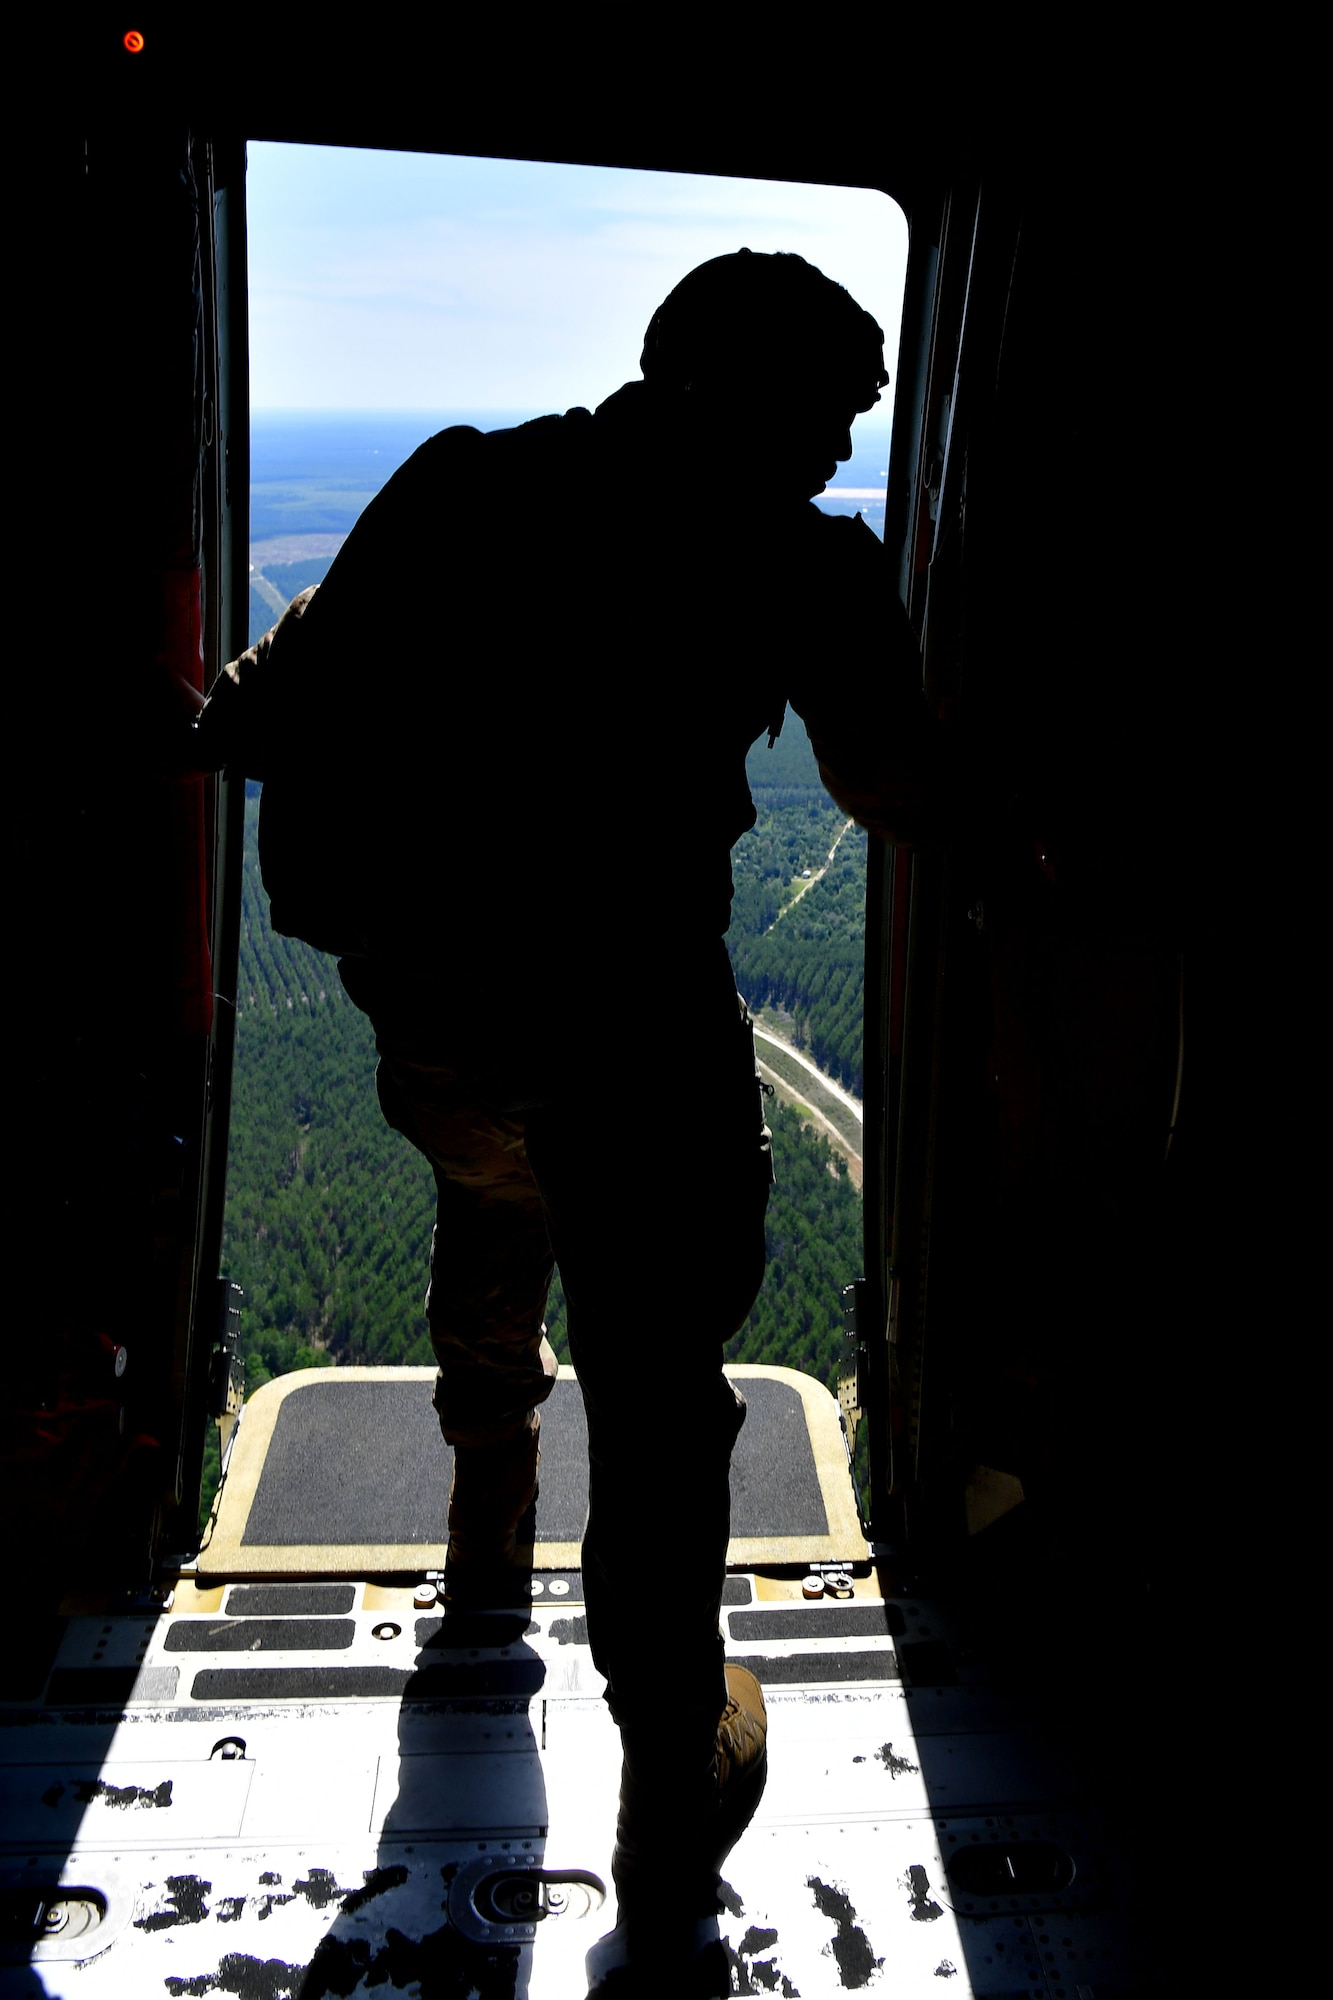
[250,409,892,546]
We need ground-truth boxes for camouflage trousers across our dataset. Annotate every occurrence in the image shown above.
[372,1059,561,1452]
[347,941,772,1737]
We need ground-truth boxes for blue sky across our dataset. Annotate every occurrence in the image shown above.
[247,145,908,418]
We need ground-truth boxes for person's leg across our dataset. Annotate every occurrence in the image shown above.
[372,1049,558,1570]
[523,943,772,1904]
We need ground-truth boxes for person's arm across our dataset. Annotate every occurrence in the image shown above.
[788,515,946,847]
[188,585,319,776]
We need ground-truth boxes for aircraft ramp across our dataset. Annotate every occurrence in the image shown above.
[200,1363,866,1579]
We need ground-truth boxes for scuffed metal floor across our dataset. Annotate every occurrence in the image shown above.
[1,1569,1151,1996]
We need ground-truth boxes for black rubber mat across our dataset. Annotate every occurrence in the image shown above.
[165,1619,354,1653]
[414,1613,533,1648]
[729,1378,827,1535]
[226,1583,356,1616]
[189,1660,547,1701]
[729,1604,906,1641]
[240,1375,828,1548]
[528,1572,583,1602]
[729,1651,900,1685]
[240,1379,581,1547]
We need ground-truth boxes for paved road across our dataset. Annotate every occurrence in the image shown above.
[753,1023,863,1127]
[752,1021,863,1184]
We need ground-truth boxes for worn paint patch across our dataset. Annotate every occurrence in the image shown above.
[255,1889,296,1921]
[807,1878,882,1989]
[289,1869,352,1910]
[904,1866,943,1923]
[163,1923,521,2000]
[318,1921,519,2000]
[42,1776,174,1810]
[339,1865,410,1915]
[301,1933,377,1997]
[217,1868,409,1936]
[728,1924,800,1996]
[741,1927,780,1956]
[136,1874,212,1931]
[875,1741,919,1778]
[719,1884,799,1994]
[164,1957,299,1999]
[729,1951,799,1994]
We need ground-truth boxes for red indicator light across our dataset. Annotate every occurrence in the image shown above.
[123,29,144,52]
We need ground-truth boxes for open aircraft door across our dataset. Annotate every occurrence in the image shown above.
[848,168,1028,1548]
[851,107,1218,1597]
[8,32,1234,1990]
[13,124,250,1590]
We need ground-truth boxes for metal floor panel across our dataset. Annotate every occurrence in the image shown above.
[1,1565,1165,1997]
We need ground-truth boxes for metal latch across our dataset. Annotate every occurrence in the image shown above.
[838,1278,865,1451]
[0,1886,105,1951]
[208,1278,245,1453]
[447,1855,605,1944]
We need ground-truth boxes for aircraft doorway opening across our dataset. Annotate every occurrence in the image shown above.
[207,142,907,1530]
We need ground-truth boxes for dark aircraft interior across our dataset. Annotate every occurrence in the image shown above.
[7,19,1243,1994]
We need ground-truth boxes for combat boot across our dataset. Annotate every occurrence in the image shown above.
[586,1665,767,1992]
[441,1414,540,1608]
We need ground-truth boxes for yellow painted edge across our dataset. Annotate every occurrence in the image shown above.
[727,1365,868,1562]
[362,1583,427,1613]
[171,1584,225,1615]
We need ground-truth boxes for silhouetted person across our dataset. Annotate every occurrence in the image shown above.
[195,249,934,1992]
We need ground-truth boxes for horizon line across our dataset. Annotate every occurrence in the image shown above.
[250,403,896,422]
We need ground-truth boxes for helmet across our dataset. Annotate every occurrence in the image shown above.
[641,249,889,405]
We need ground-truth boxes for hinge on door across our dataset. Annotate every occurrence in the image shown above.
[837,1278,865,1453]
[208,1278,245,1455]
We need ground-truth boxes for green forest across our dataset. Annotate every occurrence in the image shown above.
[210,594,870,1524]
